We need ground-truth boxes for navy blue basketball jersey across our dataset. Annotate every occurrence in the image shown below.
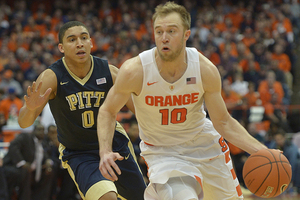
[48,56,113,150]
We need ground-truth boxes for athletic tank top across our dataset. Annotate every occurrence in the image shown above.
[48,56,113,150]
[132,47,207,146]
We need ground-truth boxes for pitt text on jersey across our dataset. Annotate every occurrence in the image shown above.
[65,91,105,128]
[65,91,105,111]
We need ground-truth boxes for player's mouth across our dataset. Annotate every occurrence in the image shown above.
[76,50,86,57]
[162,46,170,52]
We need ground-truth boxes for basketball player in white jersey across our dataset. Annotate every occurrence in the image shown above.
[97,2,268,199]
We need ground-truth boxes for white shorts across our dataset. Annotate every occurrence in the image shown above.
[140,120,243,200]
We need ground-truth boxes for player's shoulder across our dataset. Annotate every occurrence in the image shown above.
[40,68,57,79]
[197,51,218,76]
[121,55,142,73]
[123,55,142,67]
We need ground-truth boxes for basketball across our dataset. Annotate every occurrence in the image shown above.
[242,149,292,198]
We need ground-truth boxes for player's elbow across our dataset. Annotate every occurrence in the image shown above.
[18,117,32,129]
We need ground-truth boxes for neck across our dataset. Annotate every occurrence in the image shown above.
[64,57,92,79]
[155,49,187,83]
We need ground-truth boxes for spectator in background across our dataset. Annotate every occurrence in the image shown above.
[268,130,298,193]
[221,78,243,122]
[240,11,255,33]
[243,59,262,91]
[2,124,54,200]
[241,27,256,49]
[0,87,23,124]
[0,112,7,143]
[271,43,293,91]
[231,73,249,97]
[268,59,291,105]
[44,125,79,200]
[268,60,286,86]
[189,18,210,46]
[239,52,260,74]
[247,122,265,144]
[272,10,294,43]
[3,53,21,72]
[241,81,261,122]
[0,69,23,97]
[0,157,8,200]
[242,82,260,107]
[258,70,284,106]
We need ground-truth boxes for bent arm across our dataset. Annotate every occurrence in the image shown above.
[109,64,135,114]
[200,54,267,154]
[97,57,142,181]
[98,57,142,155]
[18,69,57,128]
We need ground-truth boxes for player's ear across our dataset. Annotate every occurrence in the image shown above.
[90,39,93,48]
[58,43,64,53]
[184,29,191,41]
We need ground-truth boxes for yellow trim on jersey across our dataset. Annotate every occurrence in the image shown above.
[58,143,85,199]
[117,194,127,200]
[115,121,129,139]
[62,55,94,85]
[115,122,144,177]
[86,180,117,200]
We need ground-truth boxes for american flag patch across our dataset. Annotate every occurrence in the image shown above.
[186,77,196,84]
[96,78,106,85]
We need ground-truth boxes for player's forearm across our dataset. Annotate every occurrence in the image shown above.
[215,116,267,154]
[97,109,117,156]
[18,106,39,128]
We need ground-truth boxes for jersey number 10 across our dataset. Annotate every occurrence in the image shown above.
[159,108,187,125]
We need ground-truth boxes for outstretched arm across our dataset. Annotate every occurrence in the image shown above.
[18,69,57,128]
[200,54,267,154]
[97,57,142,181]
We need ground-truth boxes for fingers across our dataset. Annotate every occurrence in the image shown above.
[31,81,37,92]
[27,82,51,99]
[36,81,42,91]
[27,86,32,97]
[99,153,124,182]
[100,162,118,181]
[42,88,52,98]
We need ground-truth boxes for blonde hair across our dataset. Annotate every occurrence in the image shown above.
[153,1,191,31]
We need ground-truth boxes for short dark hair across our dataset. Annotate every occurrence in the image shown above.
[58,21,88,44]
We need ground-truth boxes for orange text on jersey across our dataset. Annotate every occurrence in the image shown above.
[145,93,199,107]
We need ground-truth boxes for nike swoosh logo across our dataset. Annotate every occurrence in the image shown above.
[60,81,69,85]
[125,154,130,160]
[147,81,158,86]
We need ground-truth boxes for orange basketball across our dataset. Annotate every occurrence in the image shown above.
[242,149,292,198]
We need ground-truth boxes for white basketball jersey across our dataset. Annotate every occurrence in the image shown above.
[132,47,207,146]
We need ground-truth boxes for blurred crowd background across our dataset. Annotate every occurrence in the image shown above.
[0,0,300,199]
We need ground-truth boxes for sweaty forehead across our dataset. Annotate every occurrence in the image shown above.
[154,12,182,28]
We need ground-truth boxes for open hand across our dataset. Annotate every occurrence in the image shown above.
[24,81,52,111]
[99,152,124,182]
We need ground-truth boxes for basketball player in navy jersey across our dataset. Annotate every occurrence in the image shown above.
[18,21,146,200]
[98,2,269,200]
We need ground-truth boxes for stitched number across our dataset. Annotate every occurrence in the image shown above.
[159,108,187,125]
[82,110,94,128]
[218,137,228,152]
